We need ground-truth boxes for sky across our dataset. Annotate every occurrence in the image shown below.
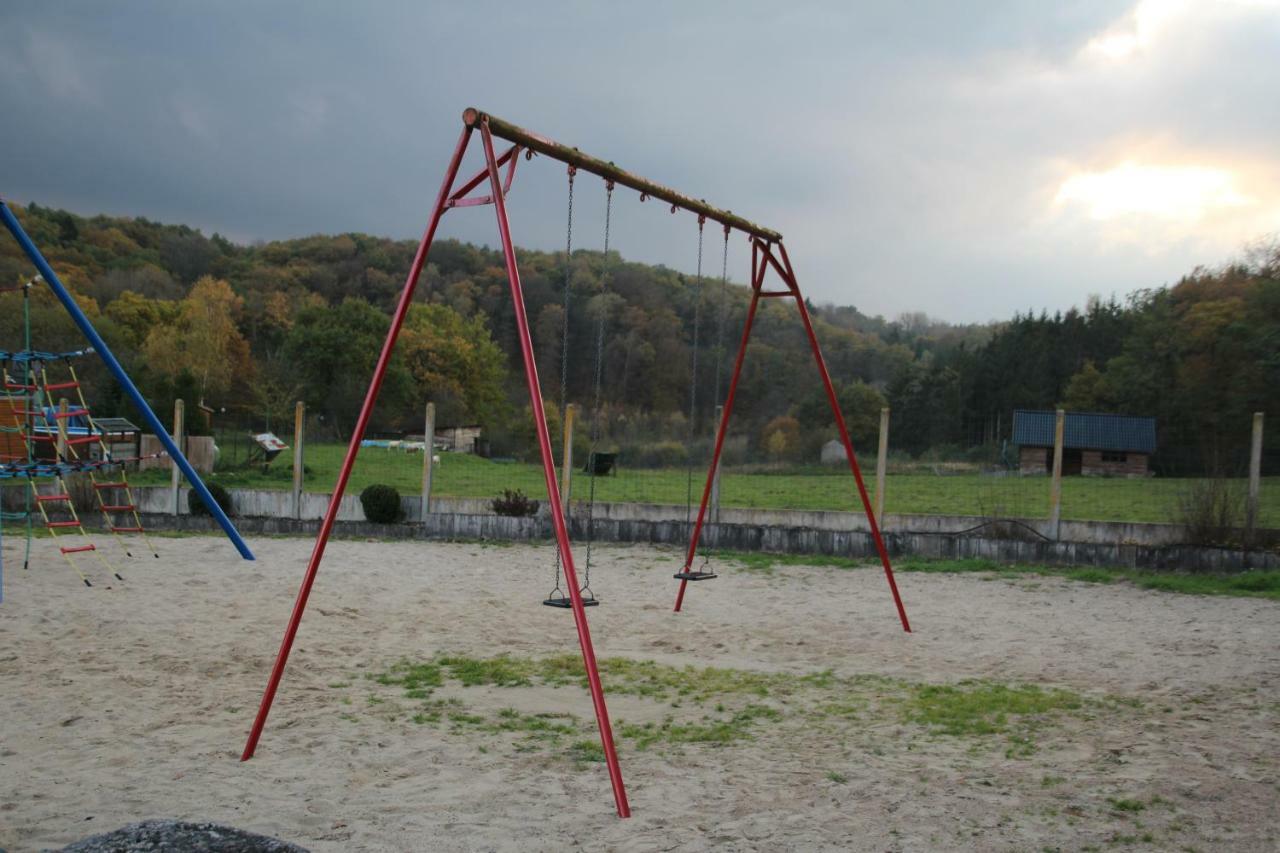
[1,0,1278,323]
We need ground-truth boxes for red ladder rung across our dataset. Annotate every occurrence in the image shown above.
[60,544,97,554]
[110,526,144,533]
[36,493,72,503]
[14,409,89,419]
[42,381,81,391]
[94,481,128,489]
[46,520,81,528]
[65,434,101,445]
[3,383,37,391]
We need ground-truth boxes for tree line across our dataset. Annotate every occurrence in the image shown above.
[1,203,1275,471]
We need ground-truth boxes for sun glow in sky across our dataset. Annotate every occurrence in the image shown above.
[1053,162,1252,221]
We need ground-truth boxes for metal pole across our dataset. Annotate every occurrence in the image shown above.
[674,245,767,612]
[170,399,184,516]
[241,125,473,762]
[710,404,723,524]
[776,241,911,633]
[1247,411,1263,543]
[421,401,436,521]
[561,403,576,516]
[875,407,890,528]
[0,199,253,560]
[464,109,781,243]
[480,119,630,818]
[292,401,305,520]
[1048,408,1065,540]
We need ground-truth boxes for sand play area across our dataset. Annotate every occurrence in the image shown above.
[1,534,1277,851]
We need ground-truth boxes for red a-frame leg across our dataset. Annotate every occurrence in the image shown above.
[240,119,631,818]
[479,120,630,817]
[673,238,911,633]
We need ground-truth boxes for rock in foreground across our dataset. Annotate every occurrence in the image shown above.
[60,820,308,852]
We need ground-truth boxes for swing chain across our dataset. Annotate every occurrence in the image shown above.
[581,180,614,594]
[684,217,706,533]
[550,166,576,597]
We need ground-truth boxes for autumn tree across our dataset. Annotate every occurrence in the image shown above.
[142,276,253,403]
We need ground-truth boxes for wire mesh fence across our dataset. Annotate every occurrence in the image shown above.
[117,401,1279,538]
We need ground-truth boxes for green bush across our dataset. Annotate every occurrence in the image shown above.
[189,481,234,517]
[625,440,688,469]
[491,488,539,517]
[360,484,403,524]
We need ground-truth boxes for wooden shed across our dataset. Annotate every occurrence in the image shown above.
[1013,410,1156,477]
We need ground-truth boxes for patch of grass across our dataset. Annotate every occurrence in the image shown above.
[895,557,1280,601]
[570,739,606,764]
[707,550,864,575]
[617,704,782,750]
[361,652,1126,766]
[900,681,1085,756]
[439,655,535,687]
[827,771,849,784]
[373,661,444,696]
[1108,797,1147,814]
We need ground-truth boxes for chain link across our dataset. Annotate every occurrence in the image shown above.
[550,166,576,598]
[685,217,706,534]
[582,181,614,593]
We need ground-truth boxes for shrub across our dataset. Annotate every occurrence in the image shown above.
[492,488,539,517]
[626,440,687,469]
[1176,478,1245,549]
[360,484,403,524]
[760,415,801,461]
[189,481,234,517]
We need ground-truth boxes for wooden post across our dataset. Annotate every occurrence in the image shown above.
[874,407,890,528]
[1048,408,1065,539]
[292,401,305,520]
[1247,411,1264,544]
[55,398,69,461]
[170,398,184,516]
[560,403,576,516]
[710,405,723,523]
[420,401,436,521]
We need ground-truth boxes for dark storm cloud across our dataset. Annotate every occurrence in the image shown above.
[1,1,1276,321]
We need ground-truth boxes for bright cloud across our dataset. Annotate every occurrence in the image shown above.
[1054,162,1252,221]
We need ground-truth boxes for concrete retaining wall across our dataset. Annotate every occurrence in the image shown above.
[136,484,1279,572]
[136,485,1197,547]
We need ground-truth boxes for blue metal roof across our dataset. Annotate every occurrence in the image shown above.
[1012,410,1157,453]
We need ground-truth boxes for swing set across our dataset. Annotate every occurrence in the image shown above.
[241,108,911,819]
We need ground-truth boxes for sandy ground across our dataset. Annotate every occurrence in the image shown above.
[1,534,1277,852]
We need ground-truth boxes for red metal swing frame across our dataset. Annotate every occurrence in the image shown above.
[239,108,909,820]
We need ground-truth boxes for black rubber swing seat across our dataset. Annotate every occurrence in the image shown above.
[543,596,600,608]
[673,571,717,581]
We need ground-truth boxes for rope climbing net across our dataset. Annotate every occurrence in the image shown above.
[0,278,159,588]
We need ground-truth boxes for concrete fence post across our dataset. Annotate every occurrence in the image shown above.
[560,403,576,516]
[874,406,890,528]
[292,401,305,520]
[1247,411,1264,544]
[1048,408,1065,540]
[421,401,436,521]
[711,405,723,523]
[170,398,184,516]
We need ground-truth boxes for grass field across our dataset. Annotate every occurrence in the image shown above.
[124,442,1280,526]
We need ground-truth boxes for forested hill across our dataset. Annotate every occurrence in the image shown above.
[1,202,1276,467]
